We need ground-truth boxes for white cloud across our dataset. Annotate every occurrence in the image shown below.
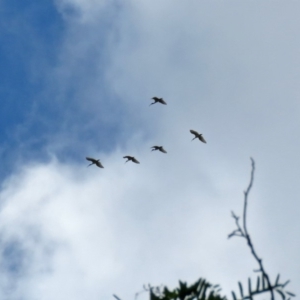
[1,0,300,299]
[54,0,111,22]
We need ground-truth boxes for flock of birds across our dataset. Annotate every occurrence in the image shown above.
[86,97,206,169]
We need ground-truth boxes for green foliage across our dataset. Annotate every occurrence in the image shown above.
[149,278,227,300]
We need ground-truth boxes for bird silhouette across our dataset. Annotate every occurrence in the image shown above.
[190,130,207,143]
[86,157,104,168]
[151,146,167,153]
[123,156,140,164]
[150,97,167,106]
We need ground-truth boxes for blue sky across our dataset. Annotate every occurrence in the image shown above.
[0,1,300,299]
[0,0,63,173]
[0,0,130,175]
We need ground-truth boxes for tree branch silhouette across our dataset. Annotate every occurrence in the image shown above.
[228,158,294,300]
[113,158,295,300]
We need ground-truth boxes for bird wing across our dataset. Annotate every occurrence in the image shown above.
[123,156,130,159]
[159,98,167,105]
[96,161,104,168]
[190,129,199,136]
[151,146,159,149]
[132,157,140,164]
[152,97,159,101]
[160,147,167,153]
[199,135,207,143]
[86,157,96,163]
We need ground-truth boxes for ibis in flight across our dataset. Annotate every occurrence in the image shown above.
[151,146,167,153]
[123,156,140,164]
[190,130,207,143]
[86,157,104,168]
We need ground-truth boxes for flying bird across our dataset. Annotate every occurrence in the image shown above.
[150,97,167,106]
[123,156,140,164]
[86,157,104,168]
[190,130,207,143]
[151,146,167,153]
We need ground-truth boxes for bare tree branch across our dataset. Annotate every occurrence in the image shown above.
[113,294,122,300]
[229,158,274,300]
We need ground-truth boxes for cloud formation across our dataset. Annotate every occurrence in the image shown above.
[0,0,299,299]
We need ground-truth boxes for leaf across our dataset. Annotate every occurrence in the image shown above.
[283,280,290,288]
[189,279,201,295]
[201,283,209,300]
[256,276,260,292]
[231,291,237,300]
[198,280,205,299]
[262,275,266,290]
[276,289,286,300]
[238,282,244,298]
[248,278,252,295]
[179,281,187,289]
[275,274,280,286]
[178,281,189,300]
[150,290,161,300]
[163,287,177,299]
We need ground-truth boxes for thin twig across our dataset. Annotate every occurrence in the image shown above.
[230,158,274,300]
[242,157,255,239]
[228,211,245,238]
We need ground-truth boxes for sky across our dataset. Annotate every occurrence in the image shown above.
[0,0,299,299]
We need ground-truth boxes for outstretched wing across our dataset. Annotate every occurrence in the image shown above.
[151,146,159,150]
[152,97,159,101]
[96,161,104,168]
[190,129,199,136]
[159,98,167,105]
[132,157,140,164]
[199,135,207,143]
[123,156,131,159]
[160,147,167,153]
[86,157,97,163]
